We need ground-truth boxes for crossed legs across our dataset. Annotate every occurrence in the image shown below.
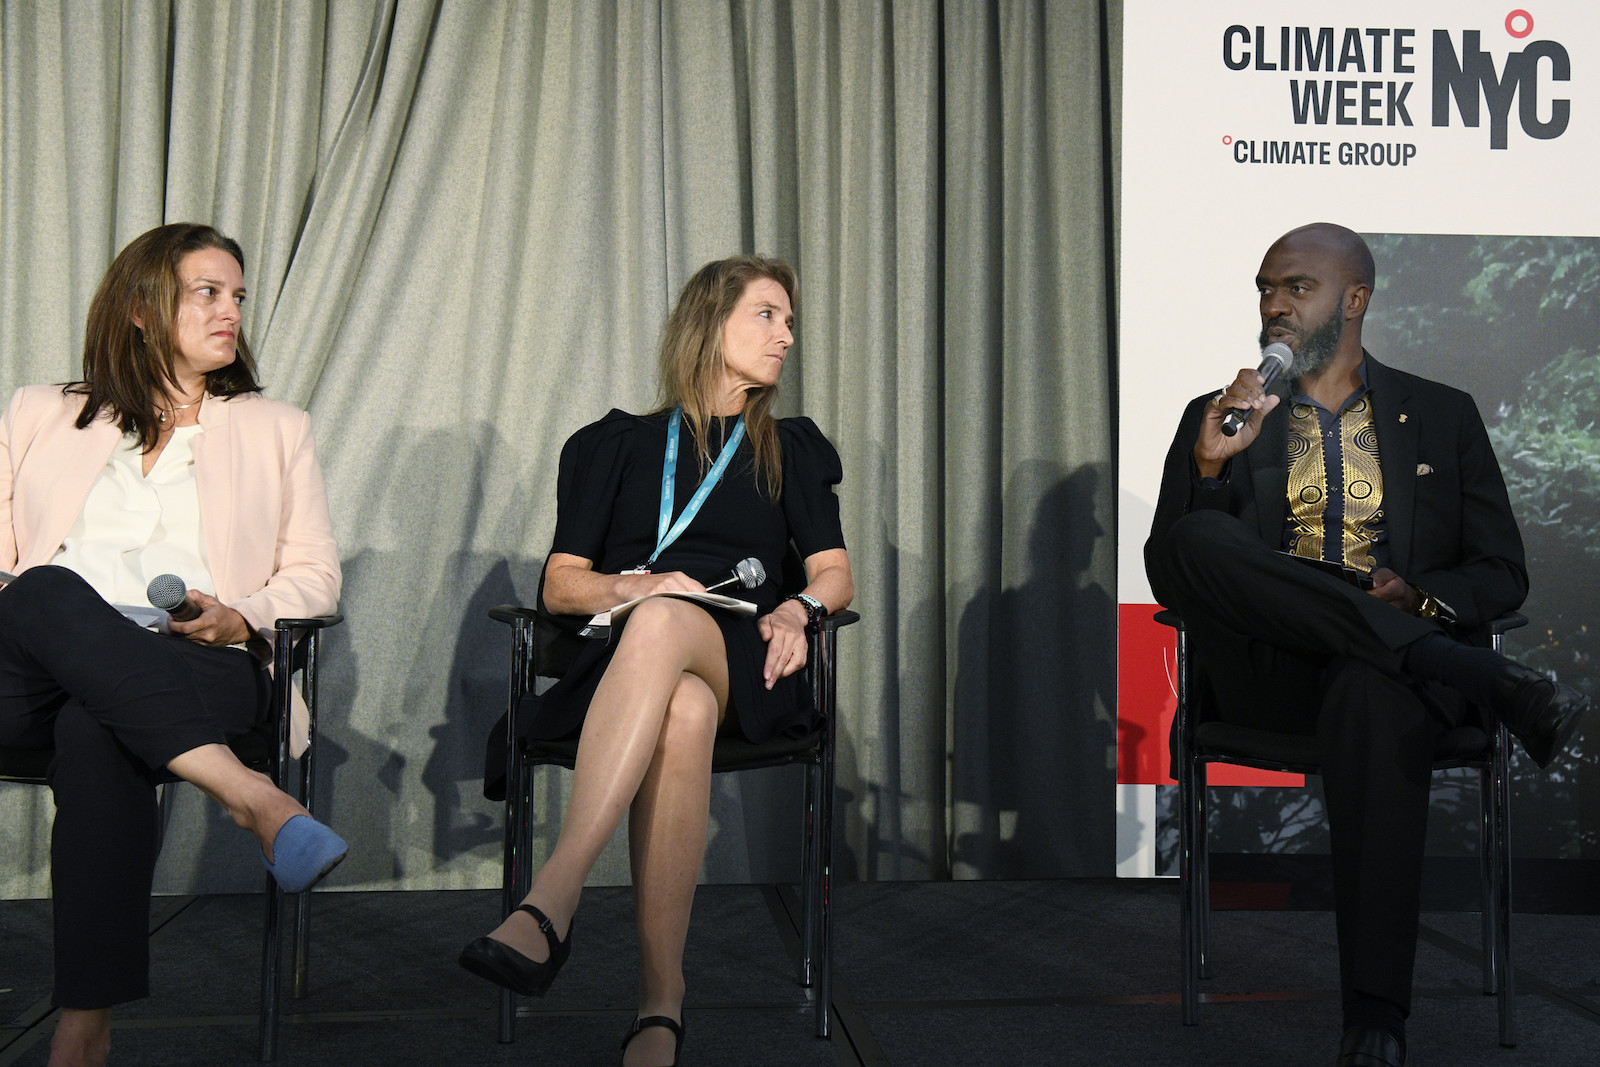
[1156,511,1454,1047]
[484,598,728,1064]
[37,738,313,1067]
[0,567,315,1066]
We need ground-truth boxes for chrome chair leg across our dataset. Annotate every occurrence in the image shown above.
[258,876,282,1061]
[497,757,527,1044]
[1493,724,1517,1047]
[1478,763,1498,996]
[1179,763,1199,1024]
[291,892,311,1001]
[293,742,316,999]
[815,729,835,1039]
[800,759,820,988]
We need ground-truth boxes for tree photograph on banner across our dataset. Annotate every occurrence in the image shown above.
[1368,232,1600,860]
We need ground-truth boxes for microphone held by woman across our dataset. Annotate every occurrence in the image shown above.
[147,572,202,622]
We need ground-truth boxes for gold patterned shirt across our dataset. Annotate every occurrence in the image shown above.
[1282,364,1390,573]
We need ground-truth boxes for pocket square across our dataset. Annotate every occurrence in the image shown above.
[1416,463,1433,476]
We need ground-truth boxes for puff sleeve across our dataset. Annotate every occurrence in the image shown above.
[548,409,638,562]
[778,417,846,556]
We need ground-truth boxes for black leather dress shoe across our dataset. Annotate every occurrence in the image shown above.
[1490,660,1589,768]
[1336,1026,1406,1066]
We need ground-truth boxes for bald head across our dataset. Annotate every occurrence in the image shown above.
[1255,223,1375,378]
[1270,222,1376,293]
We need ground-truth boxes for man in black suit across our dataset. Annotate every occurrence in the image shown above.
[1145,223,1588,1067]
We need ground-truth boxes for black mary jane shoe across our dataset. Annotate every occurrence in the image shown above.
[457,903,571,997]
[620,1014,685,1067]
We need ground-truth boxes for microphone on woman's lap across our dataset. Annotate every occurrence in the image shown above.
[147,573,202,622]
[704,557,766,592]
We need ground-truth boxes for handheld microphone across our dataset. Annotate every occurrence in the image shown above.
[1220,342,1295,437]
[705,557,766,593]
[147,574,202,622]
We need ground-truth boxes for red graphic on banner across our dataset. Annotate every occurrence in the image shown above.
[1117,603,1304,788]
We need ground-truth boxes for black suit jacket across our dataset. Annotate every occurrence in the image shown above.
[1145,354,1528,640]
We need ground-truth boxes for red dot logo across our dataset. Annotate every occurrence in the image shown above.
[1222,135,1233,145]
[1506,9,1534,38]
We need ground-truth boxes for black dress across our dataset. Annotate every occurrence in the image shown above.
[521,408,845,747]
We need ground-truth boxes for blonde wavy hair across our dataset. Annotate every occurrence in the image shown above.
[656,255,797,498]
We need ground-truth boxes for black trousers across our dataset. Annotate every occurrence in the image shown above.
[0,566,268,1009]
[1153,510,1467,1018]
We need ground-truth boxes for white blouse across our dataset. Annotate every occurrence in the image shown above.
[51,425,218,607]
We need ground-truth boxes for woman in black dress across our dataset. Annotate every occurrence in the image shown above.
[460,256,852,1066]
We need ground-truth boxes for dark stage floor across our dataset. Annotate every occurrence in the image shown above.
[3,880,1597,1065]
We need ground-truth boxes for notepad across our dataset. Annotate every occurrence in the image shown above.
[580,591,757,640]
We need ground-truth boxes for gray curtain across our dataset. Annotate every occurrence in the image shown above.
[0,0,1119,896]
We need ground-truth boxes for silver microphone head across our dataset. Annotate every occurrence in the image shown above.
[1262,341,1294,375]
[734,557,766,589]
[147,573,188,611]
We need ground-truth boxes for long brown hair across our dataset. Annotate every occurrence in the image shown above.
[69,223,262,451]
[656,255,797,497]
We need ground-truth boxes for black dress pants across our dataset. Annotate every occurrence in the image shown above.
[0,566,268,1009]
[1153,510,1467,1018]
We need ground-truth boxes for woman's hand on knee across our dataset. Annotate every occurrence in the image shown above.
[167,591,252,646]
[757,601,809,688]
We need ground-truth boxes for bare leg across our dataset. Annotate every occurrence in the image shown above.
[48,1008,110,1067]
[487,599,729,960]
[622,672,721,1067]
[163,743,307,861]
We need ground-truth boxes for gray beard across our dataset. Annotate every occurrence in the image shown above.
[1260,306,1343,378]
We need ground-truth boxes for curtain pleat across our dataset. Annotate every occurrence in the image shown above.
[0,0,1118,896]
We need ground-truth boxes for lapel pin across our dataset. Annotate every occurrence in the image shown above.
[1399,414,1408,423]
[1417,463,1433,476]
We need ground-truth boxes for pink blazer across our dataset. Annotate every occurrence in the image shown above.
[0,385,342,755]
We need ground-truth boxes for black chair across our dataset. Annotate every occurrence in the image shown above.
[1158,609,1521,1047]
[489,581,857,1043]
[0,614,343,1062]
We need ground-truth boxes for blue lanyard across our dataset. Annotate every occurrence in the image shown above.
[646,406,745,570]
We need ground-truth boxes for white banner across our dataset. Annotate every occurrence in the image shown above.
[1116,2,1600,876]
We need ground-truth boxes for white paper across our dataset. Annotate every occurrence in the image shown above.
[580,591,757,639]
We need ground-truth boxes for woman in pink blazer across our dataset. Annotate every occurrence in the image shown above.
[0,223,345,1067]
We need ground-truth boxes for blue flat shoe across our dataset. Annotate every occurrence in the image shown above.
[261,814,348,893]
